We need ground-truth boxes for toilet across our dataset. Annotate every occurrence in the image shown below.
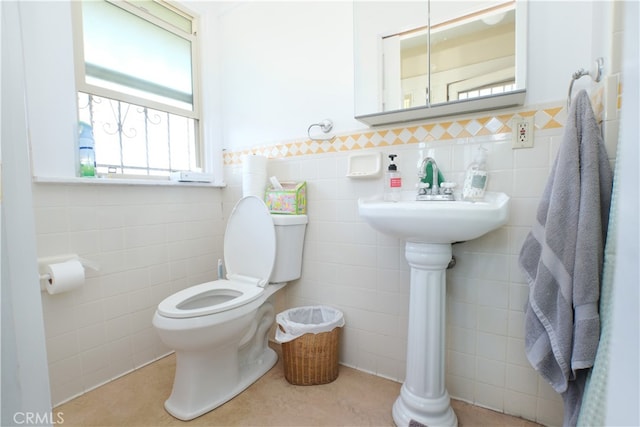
[152,196,307,421]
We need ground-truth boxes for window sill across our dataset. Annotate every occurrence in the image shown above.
[32,175,226,188]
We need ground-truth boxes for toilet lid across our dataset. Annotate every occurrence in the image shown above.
[224,196,276,284]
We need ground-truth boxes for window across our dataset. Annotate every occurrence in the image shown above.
[457,82,516,101]
[72,0,201,177]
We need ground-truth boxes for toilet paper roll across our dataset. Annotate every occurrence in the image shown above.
[242,154,268,198]
[242,154,267,173]
[46,260,85,295]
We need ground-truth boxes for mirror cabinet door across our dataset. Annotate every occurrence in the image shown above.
[429,1,516,106]
[353,2,429,116]
[354,0,526,126]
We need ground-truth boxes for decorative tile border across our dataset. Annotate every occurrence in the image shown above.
[223,98,606,165]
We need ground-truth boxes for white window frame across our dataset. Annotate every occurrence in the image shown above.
[70,0,203,174]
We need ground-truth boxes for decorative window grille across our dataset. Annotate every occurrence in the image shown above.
[73,0,201,177]
[457,82,516,100]
[78,92,198,176]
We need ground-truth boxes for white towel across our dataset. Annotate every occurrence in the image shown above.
[519,90,612,426]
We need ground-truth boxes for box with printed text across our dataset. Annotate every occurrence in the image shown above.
[265,181,307,214]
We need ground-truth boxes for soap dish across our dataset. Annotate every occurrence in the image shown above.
[346,152,382,179]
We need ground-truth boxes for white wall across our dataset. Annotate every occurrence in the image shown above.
[2,1,53,423]
[605,1,639,424]
[525,1,595,105]
[19,1,77,179]
[219,2,361,149]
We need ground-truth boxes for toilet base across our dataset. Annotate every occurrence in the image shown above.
[165,346,277,421]
[163,301,278,421]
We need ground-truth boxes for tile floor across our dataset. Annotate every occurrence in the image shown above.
[55,344,542,426]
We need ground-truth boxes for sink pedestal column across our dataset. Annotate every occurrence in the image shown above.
[393,242,457,427]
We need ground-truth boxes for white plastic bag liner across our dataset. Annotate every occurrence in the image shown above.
[275,305,345,343]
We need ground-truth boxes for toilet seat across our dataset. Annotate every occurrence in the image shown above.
[157,280,265,318]
[157,196,276,319]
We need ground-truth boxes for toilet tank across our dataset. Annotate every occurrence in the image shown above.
[270,214,308,283]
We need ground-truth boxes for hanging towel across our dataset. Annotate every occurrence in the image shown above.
[519,90,612,426]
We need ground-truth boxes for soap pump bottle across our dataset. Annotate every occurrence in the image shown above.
[384,154,402,202]
[462,147,488,201]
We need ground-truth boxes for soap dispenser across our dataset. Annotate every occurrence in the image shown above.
[462,147,488,201]
[384,154,402,202]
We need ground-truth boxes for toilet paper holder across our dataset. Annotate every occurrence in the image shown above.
[38,254,100,286]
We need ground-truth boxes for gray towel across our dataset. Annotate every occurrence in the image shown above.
[519,90,612,426]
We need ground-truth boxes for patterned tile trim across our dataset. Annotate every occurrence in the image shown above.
[222,99,602,165]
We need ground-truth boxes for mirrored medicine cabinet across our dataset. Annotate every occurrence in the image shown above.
[354,0,527,126]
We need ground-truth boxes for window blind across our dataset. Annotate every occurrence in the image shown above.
[81,0,194,111]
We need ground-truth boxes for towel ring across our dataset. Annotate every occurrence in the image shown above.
[307,119,335,142]
[567,57,604,109]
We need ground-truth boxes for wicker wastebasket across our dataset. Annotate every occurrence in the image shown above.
[275,306,344,386]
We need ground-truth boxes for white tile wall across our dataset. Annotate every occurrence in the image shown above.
[33,184,227,405]
[220,126,581,426]
[35,120,617,424]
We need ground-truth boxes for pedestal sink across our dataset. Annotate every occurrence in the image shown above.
[358,191,509,427]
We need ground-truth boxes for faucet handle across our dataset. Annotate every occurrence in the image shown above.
[440,182,456,195]
[416,182,430,195]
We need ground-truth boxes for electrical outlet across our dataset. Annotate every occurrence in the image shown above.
[512,116,534,149]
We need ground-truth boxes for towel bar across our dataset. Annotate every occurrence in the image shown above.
[567,57,604,109]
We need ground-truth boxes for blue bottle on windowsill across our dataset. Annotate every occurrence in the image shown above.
[78,122,96,177]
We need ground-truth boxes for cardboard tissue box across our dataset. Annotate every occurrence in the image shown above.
[265,181,307,214]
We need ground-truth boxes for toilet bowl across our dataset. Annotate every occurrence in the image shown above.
[152,196,307,420]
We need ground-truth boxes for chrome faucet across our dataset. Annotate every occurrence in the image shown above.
[416,156,455,201]
[418,156,439,195]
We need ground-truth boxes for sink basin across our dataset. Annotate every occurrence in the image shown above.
[358,191,510,244]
